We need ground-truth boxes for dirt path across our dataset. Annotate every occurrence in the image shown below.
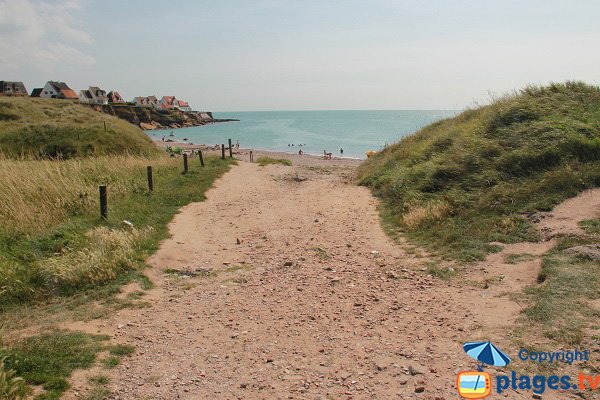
[67,160,599,400]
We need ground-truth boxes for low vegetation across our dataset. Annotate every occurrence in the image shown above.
[0,97,158,158]
[256,156,292,167]
[359,82,600,262]
[0,331,113,400]
[0,96,235,398]
[520,233,600,347]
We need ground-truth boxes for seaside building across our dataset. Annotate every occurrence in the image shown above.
[0,81,28,96]
[30,88,43,97]
[107,91,125,103]
[79,86,108,105]
[133,96,159,108]
[39,81,78,100]
[177,100,192,112]
[158,95,177,109]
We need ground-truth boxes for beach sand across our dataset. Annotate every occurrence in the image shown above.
[154,139,364,167]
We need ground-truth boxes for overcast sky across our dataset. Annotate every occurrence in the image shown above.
[1,0,599,111]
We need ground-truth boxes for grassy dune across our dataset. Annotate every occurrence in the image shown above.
[359,82,600,262]
[0,97,158,158]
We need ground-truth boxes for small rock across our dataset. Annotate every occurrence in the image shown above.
[283,261,293,267]
[408,365,425,375]
[563,244,600,261]
[414,386,425,393]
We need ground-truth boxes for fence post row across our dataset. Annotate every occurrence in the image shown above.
[228,138,233,158]
[183,153,188,174]
[99,185,108,219]
[221,144,225,160]
[199,149,205,167]
[147,166,153,191]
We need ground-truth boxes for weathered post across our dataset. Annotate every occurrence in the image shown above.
[147,166,153,192]
[228,138,233,158]
[221,144,225,160]
[183,153,188,174]
[199,149,204,167]
[250,150,253,162]
[99,185,108,219]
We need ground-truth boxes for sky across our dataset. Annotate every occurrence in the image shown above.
[1,0,599,111]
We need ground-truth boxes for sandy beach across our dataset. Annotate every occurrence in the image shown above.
[154,139,365,167]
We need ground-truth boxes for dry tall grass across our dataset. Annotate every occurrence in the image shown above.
[0,155,167,234]
[41,226,153,289]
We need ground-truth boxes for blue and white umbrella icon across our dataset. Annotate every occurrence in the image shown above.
[463,341,511,367]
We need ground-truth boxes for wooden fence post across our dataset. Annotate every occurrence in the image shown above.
[199,149,205,167]
[183,153,188,174]
[221,144,225,160]
[228,138,233,158]
[147,166,153,192]
[99,185,107,219]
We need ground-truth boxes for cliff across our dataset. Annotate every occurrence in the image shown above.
[88,104,238,130]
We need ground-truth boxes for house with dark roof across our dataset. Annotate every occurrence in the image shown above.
[107,91,125,103]
[133,96,159,108]
[40,81,78,99]
[79,86,108,105]
[0,81,28,96]
[30,88,43,97]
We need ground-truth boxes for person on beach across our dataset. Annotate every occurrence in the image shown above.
[161,136,165,142]
[340,148,344,154]
[236,140,239,148]
[299,149,303,155]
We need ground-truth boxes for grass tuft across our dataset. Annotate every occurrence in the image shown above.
[256,156,292,167]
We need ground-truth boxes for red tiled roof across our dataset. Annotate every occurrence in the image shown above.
[178,100,189,107]
[61,89,78,99]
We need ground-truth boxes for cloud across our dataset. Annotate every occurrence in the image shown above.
[0,0,95,73]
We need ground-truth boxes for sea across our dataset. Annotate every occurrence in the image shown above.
[150,110,457,159]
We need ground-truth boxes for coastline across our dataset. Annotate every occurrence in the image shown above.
[152,139,364,166]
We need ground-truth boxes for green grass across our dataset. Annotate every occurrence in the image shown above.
[504,253,537,264]
[0,155,233,398]
[0,331,109,400]
[0,97,158,158]
[0,155,233,307]
[359,82,600,262]
[256,156,292,167]
[521,236,600,346]
[580,218,600,235]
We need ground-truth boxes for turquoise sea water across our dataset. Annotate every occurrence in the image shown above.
[151,110,457,159]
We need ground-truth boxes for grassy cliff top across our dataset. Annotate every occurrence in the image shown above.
[359,81,600,262]
[0,97,158,158]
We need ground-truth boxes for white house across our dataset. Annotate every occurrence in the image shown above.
[176,100,192,112]
[158,96,177,109]
[133,96,159,108]
[40,81,78,99]
[79,86,108,105]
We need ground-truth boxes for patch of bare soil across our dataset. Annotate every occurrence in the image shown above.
[65,159,599,400]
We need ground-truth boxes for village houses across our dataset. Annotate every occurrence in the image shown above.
[0,81,28,96]
[2,78,196,112]
[79,86,108,105]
